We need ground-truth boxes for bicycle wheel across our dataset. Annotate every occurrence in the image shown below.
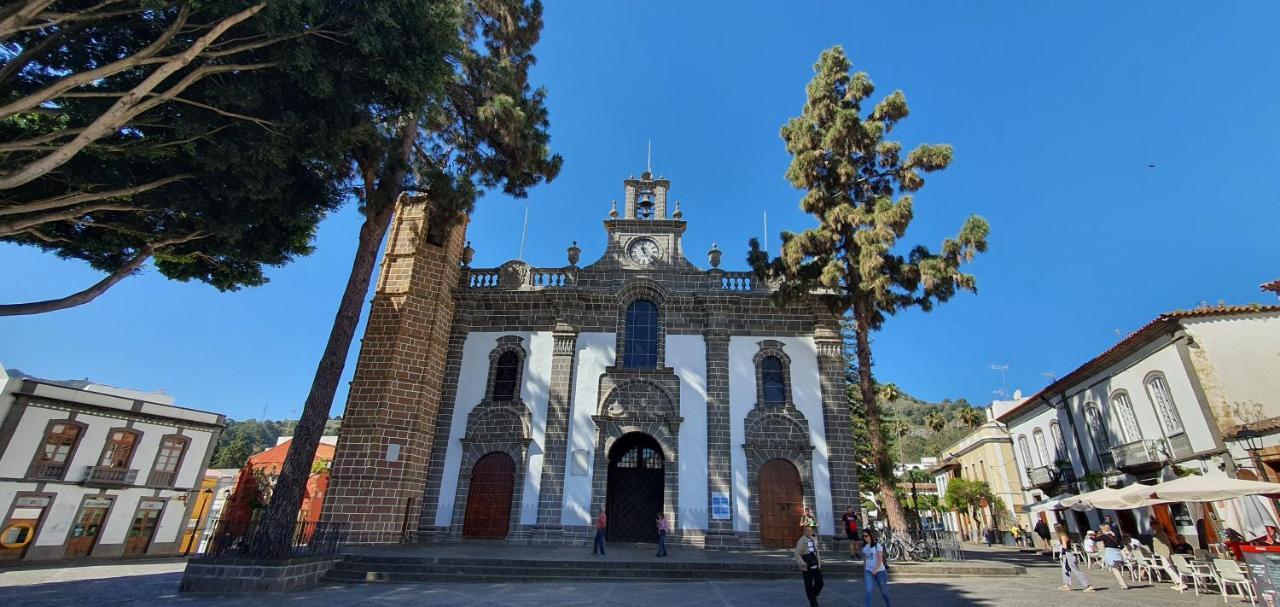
[913,540,935,561]
[886,539,904,562]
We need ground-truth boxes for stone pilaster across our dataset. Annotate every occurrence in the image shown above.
[703,324,737,547]
[814,326,858,542]
[529,323,579,543]
[322,198,466,544]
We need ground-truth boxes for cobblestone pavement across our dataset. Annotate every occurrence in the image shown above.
[0,549,1261,606]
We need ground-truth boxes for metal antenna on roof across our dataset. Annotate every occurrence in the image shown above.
[989,364,1009,399]
[763,210,769,253]
[647,140,652,174]
[517,204,529,261]
[1041,371,1057,384]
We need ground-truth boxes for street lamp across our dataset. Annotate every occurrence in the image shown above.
[1237,429,1269,482]
[911,465,921,531]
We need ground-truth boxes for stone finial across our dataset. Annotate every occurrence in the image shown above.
[609,200,619,219]
[567,240,581,266]
[708,242,722,268]
[462,241,475,266]
[672,200,683,219]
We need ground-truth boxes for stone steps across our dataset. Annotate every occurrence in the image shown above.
[324,554,1025,584]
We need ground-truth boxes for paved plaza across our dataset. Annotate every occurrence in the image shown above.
[0,548,1261,606]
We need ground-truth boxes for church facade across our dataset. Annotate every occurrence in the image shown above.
[323,172,858,549]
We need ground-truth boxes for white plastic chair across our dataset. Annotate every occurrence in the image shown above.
[1051,539,1063,561]
[1212,559,1256,605]
[1172,554,1217,596]
[1131,552,1155,583]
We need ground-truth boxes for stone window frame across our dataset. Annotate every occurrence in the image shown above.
[96,427,142,469]
[752,340,793,408]
[26,418,88,481]
[61,493,118,556]
[1143,371,1186,436]
[615,282,667,369]
[146,433,190,487]
[1109,390,1143,444]
[742,401,814,547]
[484,336,528,402]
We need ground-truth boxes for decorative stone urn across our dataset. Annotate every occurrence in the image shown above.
[708,243,722,269]
[567,241,581,266]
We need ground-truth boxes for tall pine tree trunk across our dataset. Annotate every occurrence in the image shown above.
[249,203,396,558]
[854,302,909,532]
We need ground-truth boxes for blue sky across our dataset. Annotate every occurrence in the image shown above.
[2,2,1277,420]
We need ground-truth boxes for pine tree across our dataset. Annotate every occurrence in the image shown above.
[750,46,989,533]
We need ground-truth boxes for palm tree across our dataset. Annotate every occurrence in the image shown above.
[925,412,947,434]
[958,406,985,429]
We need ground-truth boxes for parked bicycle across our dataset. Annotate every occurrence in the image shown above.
[882,527,936,562]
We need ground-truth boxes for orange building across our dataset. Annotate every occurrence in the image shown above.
[222,436,336,526]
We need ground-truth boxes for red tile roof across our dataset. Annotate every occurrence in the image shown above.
[997,304,1280,423]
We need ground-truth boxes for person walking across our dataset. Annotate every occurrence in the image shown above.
[1056,524,1096,592]
[795,525,824,607]
[1034,518,1051,551]
[862,529,890,607]
[592,508,607,557]
[655,513,669,557]
[842,507,861,559]
[1098,524,1129,589]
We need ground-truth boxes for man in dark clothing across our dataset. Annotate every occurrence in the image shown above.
[841,507,860,558]
[1034,519,1051,550]
[592,509,607,557]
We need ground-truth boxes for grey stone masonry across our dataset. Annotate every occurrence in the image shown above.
[529,324,578,540]
[179,557,335,593]
[702,326,735,547]
[814,324,860,535]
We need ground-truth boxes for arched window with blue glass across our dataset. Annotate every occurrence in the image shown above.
[761,356,786,406]
[622,300,659,368]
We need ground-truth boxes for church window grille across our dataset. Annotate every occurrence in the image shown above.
[1033,428,1051,467]
[1049,421,1065,459]
[1111,391,1142,443]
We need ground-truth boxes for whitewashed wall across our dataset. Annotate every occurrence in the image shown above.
[728,336,832,535]
[668,334,708,531]
[0,406,62,477]
[1184,312,1280,425]
[561,332,615,526]
[433,331,552,527]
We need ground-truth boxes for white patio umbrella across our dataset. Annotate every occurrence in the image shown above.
[1059,487,1122,510]
[1027,493,1089,512]
[1147,475,1280,502]
[1094,483,1174,509]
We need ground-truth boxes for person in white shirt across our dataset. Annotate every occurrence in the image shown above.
[1083,530,1097,555]
[861,529,890,607]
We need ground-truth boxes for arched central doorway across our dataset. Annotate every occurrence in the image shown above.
[463,452,515,539]
[607,432,664,542]
[758,458,804,548]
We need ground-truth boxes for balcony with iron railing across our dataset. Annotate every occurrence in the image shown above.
[83,466,138,487]
[1111,439,1168,474]
[1027,464,1077,490]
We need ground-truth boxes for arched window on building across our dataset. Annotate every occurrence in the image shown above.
[1145,373,1186,435]
[1049,421,1065,460]
[1034,428,1051,467]
[99,429,140,469]
[149,435,189,487]
[1085,402,1112,468]
[1018,435,1035,468]
[28,420,84,480]
[1111,391,1142,444]
[492,350,521,401]
[622,300,659,368]
[760,356,786,406]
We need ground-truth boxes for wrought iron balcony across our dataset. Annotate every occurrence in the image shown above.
[82,466,138,486]
[1111,439,1167,474]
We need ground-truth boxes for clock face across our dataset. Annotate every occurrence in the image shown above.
[627,238,661,265]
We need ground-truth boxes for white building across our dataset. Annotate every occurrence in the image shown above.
[1000,304,1280,544]
[0,367,224,561]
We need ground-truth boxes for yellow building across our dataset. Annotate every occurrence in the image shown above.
[929,419,1029,543]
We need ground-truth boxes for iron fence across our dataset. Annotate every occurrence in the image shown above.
[191,517,348,560]
[878,526,964,562]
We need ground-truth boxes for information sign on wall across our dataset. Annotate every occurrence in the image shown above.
[711,493,731,520]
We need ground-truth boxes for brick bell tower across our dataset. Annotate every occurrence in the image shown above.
[322,196,468,544]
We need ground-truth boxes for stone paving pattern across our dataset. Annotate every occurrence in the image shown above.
[1,547,1262,606]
